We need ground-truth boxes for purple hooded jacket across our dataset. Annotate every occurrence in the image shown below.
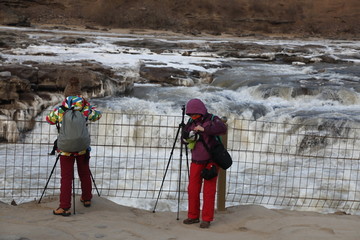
[183,99,227,163]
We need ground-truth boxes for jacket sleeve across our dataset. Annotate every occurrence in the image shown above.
[181,120,193,143]
[46,107,61,125]
[203,115,227,136]
[83,104,102,122]
[80,98,102,122]
[88,106,102,122]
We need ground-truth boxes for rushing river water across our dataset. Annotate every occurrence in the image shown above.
[1,26,359,123]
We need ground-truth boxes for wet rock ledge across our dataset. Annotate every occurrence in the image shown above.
[0,61,134,142]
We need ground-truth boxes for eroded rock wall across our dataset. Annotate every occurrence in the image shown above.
[0,0,359,38]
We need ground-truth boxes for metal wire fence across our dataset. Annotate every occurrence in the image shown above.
[227,118,360,215]
[1,111,360,214]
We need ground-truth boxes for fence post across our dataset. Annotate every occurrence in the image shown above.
[217,116,228,211]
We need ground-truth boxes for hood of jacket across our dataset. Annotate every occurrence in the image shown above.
[186,98,207,116]
[62,96,86,111]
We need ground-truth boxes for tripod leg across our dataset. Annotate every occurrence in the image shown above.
[73,173,76,215]
[38,154,60,204]
[153,124,182,213]
[177,139,184,220]
[154,105,187,218]
[184,144,190,178]
[90,170,100,197]
[86,151,100,196]
[152,150,176,212]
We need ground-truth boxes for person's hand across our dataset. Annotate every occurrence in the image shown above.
[194,125,204,132]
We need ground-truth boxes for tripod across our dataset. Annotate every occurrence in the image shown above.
[153,105,190,220]
[38,153,100,215]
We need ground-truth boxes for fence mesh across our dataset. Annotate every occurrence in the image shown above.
[1,111,360,214]
[226,118,360,214]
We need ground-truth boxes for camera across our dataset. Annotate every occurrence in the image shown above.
[201,164,218,180]
[49,139,58,155]
[188,130,199,141]
[182,130,199,142]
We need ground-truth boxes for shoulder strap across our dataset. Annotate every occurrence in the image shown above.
[56,105,68,133]
[208,113,223,143]
[59,105,68,112]
[198,135,214,164]
[199,135,211,154]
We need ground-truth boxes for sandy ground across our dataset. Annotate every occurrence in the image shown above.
[1,196,360,240]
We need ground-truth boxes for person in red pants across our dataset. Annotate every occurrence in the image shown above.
[182,98,227,228]
[46,77,102,216]
[57,152,92,214]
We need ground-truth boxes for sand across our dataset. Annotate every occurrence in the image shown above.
[1,196,360,240]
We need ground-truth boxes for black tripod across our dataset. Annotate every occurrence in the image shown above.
[38,153,100,215]
[153,105,190,220]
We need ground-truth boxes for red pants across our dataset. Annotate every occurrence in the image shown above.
[187,162,218,222]
[59,153,92,209]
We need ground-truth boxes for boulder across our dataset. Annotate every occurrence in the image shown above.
[139,64,213,86]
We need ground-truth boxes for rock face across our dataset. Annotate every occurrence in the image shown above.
[0,2,30,27]
[0,61,134,142]
[0,0,359,38]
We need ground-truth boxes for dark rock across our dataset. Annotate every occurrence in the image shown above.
[0,6,31,27]
[0,76,31,103]
[48,36,88,44]
[114,39,180,54]
[139,64,213,86]
[0,31,34,49]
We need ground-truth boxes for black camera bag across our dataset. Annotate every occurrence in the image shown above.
[201,165,218,180]
[200,137,232,170]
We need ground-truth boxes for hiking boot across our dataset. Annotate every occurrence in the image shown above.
[53,207,71,216]
[80,197,91,207]
[183,218,200,224]
[200,221,211,228]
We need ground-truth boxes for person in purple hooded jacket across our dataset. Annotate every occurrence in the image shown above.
[182,98,227,228]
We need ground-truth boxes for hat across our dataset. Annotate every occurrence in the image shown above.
[186,98,207,116]
[64,77,82,97]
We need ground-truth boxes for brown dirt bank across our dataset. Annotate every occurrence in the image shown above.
[1,0,359,39]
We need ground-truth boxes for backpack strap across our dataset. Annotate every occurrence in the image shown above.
[56,105,69,133]
[207,114,223,143]
[198,113,223,161]
[59,105,68,112]
[199,135,211,153]
[198,135,215,164]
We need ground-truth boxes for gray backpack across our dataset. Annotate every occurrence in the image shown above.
[57,108,90,152]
